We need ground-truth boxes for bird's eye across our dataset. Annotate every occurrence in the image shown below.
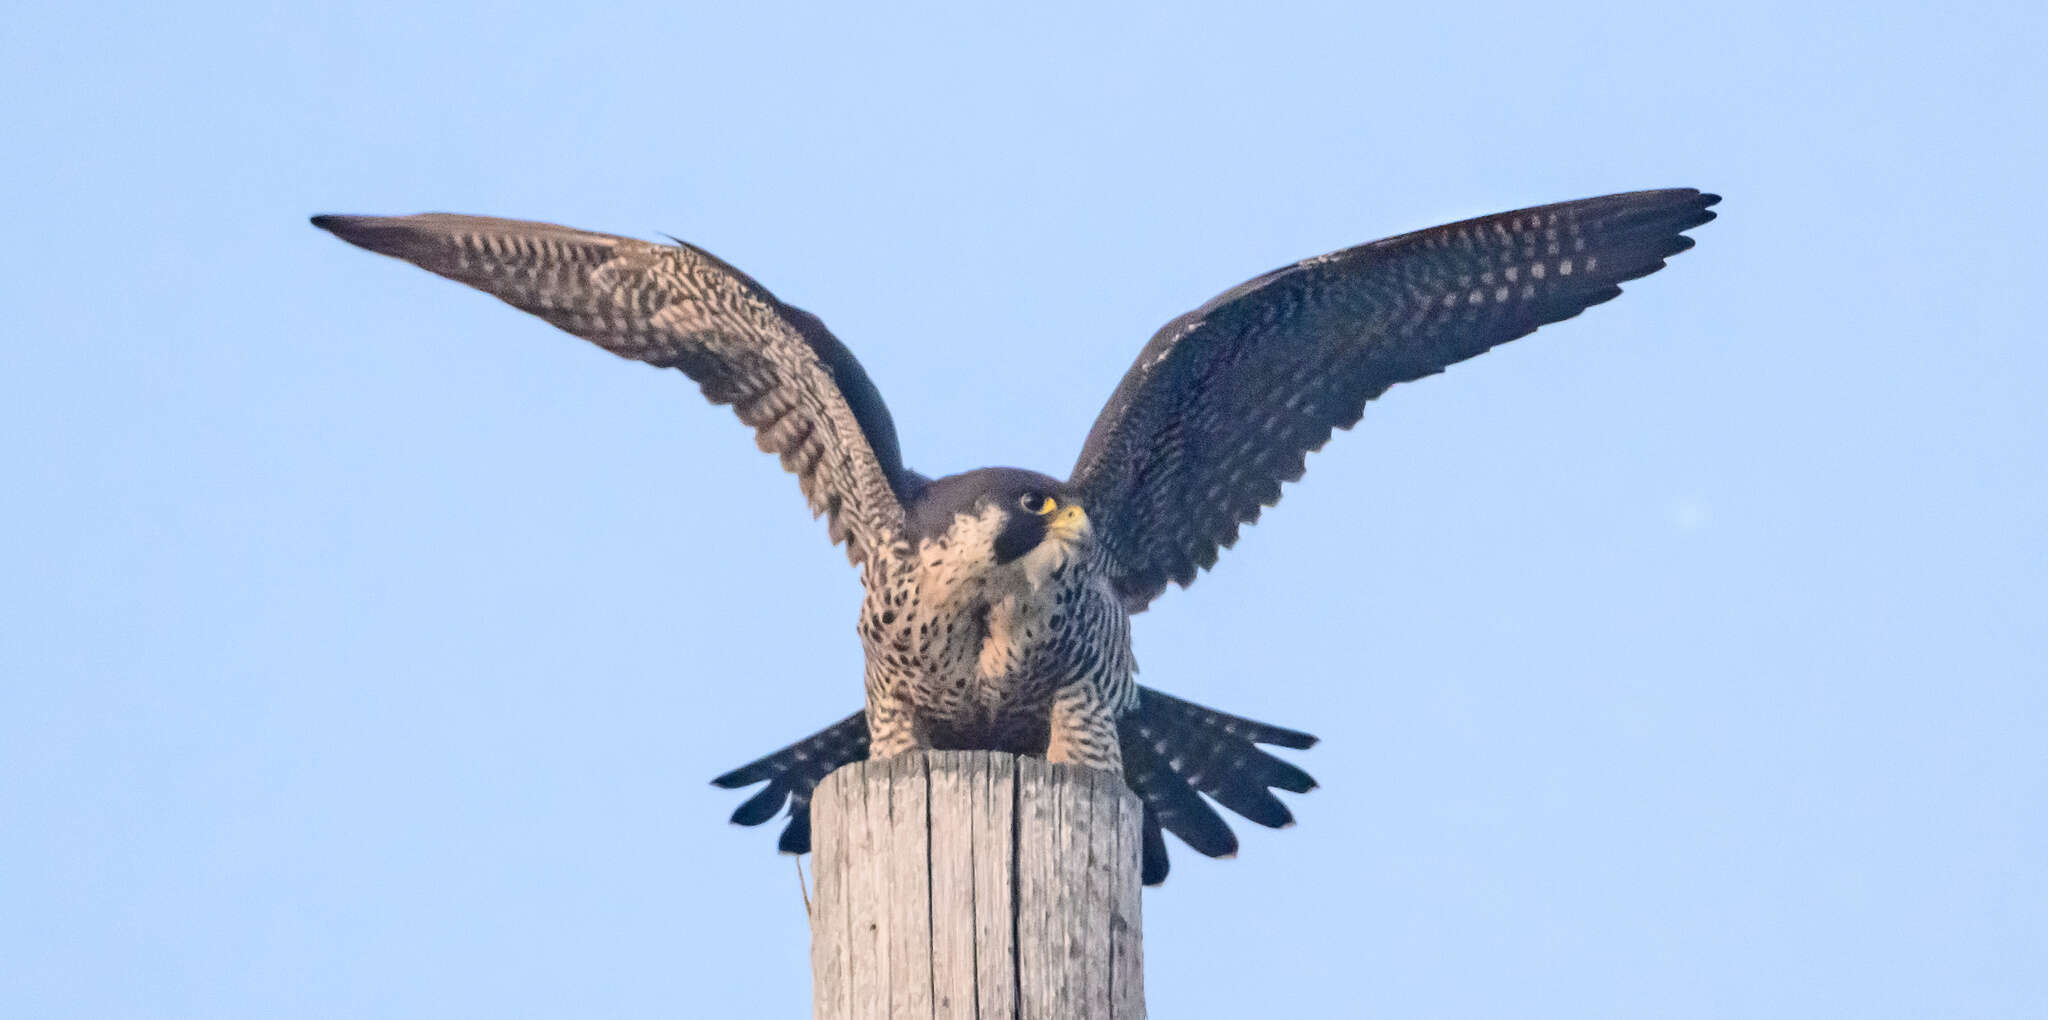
[1018,492,1057,516]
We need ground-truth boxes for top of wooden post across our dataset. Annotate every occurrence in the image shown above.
[808,751,1146,1019]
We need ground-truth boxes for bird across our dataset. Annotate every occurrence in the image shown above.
[312,188,1718,884]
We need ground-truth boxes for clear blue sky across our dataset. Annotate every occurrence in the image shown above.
[5,2,2043,1017]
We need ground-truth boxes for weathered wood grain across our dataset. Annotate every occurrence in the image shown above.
[810,751,1144,1019]
[1107,773,1145,1013]
[811,765,850,1017]
[884,754,932,1019]
[971,753,1017,1020]
[924,753,976,1017]
[850,769,886,1018]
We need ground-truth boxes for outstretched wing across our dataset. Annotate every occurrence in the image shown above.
[313,214,912,565]
[1069,189,1719,610]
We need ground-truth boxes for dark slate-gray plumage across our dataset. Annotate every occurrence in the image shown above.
[313,188,1718,884]
[1071,190,1720,610]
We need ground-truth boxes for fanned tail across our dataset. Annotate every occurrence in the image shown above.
[713,686,1316,884]
[709,710,869,854]
[1118,685,1317,885]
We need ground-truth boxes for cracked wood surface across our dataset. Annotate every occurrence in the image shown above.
[810,751,1144,1019]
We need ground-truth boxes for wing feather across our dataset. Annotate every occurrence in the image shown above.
[1070,189,1719,609]
[312,213,910,564]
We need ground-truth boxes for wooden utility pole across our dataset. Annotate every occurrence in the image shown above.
[808,751,1145,1019]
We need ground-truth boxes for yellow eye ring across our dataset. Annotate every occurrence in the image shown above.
[1018,492,1057,516]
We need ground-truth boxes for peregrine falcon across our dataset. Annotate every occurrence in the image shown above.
[313,188,1718,883]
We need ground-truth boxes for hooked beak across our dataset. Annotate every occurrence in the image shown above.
[1046,502,1090,544]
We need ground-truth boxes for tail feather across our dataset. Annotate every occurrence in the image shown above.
[1140,808,1171,886]
[1206,781,1292,831]
[1119,685,1319,884]
[1120,721,1240,860]
[712,686,1316,885]
[727,782,791,827]
[709,710,868,855]
[1137,686,1319,751]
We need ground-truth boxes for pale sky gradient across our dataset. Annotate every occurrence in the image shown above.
[5,2,2044,1017]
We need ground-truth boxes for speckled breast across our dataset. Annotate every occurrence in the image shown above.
[858,555,1130,754]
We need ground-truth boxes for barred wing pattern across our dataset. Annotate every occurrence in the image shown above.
[1071,189,1720,610]
[312,214,912,565]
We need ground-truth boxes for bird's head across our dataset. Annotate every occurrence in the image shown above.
[906,467,1093,590]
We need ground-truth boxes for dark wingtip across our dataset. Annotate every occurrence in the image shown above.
[309,214,392,252]
[1694,194,1722,227]
[1668,189,1720,230]
[307,213,434,260]
[309,213,365,237]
